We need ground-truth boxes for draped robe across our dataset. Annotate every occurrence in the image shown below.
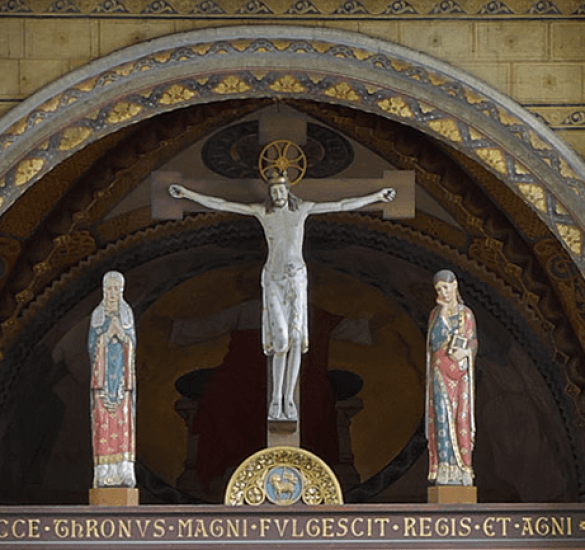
[426,304,477,484]
[89,305,136,488]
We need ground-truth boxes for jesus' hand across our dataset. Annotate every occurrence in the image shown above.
[378,188,397,202]
[169,184,186,199]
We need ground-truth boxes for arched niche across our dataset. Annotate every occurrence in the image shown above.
[0,26,584,504]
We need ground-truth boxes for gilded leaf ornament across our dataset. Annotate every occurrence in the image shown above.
[159,84,197,105]
[391,59,411,72]
[559,158,579,180]
[377,97,413,119]
[192,43,212,55]
[428,119,462,143]
[557,223,583,255]
[475,147,508,175]
[428,72,449,87]
[324,82,360,102]
[106,102,143,124]
[498,109,521,127]
[58,127,92,151]
[528,131,551,151]
[213,76,252,94]
[469,127,484,141]
[15,159,45,187]
[513,161,530,175]
[518,184,547,213]
[270,75,305,93]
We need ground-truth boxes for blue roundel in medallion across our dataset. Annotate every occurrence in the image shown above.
[264,466,304,505]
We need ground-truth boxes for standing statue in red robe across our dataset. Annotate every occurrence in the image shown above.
[89,271,136,488]
[426,269,477,486]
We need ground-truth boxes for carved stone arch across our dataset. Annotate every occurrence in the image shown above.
[1,26,585,272]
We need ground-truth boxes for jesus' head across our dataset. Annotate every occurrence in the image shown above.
[267,172,299,211]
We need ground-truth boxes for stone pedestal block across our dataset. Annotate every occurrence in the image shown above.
[89,488,139,506]
[428,485,477,504]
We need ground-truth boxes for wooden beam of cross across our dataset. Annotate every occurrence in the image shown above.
[151,170,415,221]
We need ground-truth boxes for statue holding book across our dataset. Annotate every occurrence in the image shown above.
[426,269,477,486]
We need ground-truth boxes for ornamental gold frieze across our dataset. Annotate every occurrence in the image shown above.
[0,212,239,344]
[403,211,467,249]
[444,143,551,241]
[432,142,585,385]
[318,211,555,342]
[1,0,585,16]
[468,237,525,291]
[96,207,153,242]
[0,230,98,332]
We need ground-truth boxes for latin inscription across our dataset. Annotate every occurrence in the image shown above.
[0,510,582,547]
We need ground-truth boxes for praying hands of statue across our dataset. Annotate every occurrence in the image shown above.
[106,315,124,341]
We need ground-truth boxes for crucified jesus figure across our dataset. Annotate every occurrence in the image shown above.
[169,174,396,421]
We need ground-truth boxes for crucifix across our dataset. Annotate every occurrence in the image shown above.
[153,109,415,448]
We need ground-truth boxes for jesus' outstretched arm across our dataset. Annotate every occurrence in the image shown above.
[308,187,396,215]
[169,184,261,216]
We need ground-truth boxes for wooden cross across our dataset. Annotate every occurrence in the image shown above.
[151,110,415,451]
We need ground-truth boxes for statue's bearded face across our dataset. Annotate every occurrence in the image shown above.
[269,183,289,208]
[435,280,457,306]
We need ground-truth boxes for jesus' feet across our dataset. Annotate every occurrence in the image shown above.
[284,399,297,421]
[268,400,283,420]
